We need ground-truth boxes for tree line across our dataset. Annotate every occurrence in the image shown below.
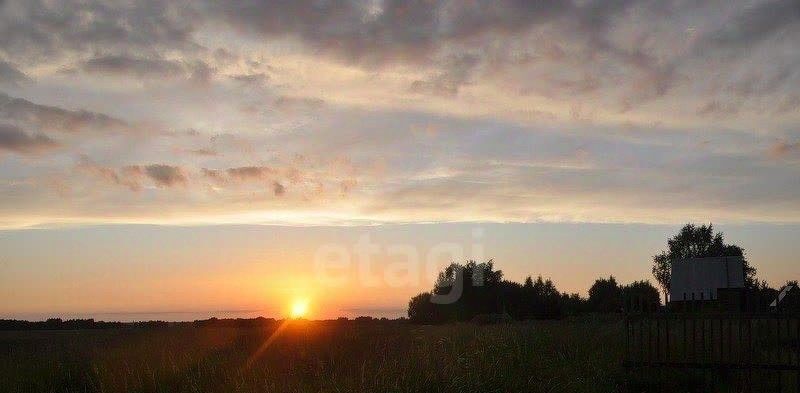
[407,260,661,323]
[408,223,791,324]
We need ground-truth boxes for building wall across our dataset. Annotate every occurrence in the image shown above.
[669,256,745,303]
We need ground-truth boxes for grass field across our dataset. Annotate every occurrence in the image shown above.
[0,317,629,393]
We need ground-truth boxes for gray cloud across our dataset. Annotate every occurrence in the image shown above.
[696,100,741,118]
[78,55,217,85]
[225,166,275,180]
[185,148,217,156]
[409,54,481,97]
[229,72,268,86]
[0,124,58,154]
[2,0,796,113]
[697,0,800,52]
[208,0,597,71]
[0,0,198,63]
[0,92,129,134]
[272,181,285,196]
[81,55,184,78]
[143,164,187,187]
[273,96,325,112]
[0,0,798,227]
[78,158,186,190]
[0,61,30,87]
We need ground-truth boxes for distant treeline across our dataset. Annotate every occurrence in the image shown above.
[0,318,142,330]
[0,316,404,331]
[408,260,660,324]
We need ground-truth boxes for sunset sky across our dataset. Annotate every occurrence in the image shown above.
[1,0,799,320]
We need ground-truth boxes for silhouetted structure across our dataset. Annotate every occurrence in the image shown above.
[669,256,745,311]
[770,283,800,313]
[652,223,758,304]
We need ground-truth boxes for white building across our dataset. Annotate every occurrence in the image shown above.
[669,256,745,303]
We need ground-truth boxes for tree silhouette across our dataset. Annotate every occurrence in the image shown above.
[651,223,757,303]
[407,260,569,323]
[408,261,680,323]
[622,280,661,312]
[408,292,444,324]
[588,276,622,313]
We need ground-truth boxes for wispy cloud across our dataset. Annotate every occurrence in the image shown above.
[0,124,58,155]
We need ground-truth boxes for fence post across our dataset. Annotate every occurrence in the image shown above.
[701,315,706,364]
[728,317,733,366]
[640,315,645,365]
[656,317,661,362]
[683,315,687,361]
[720,317,725,365]
[665,317,670,364]
[748,317,753,393]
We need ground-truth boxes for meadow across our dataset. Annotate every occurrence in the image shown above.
[0,318,629,393]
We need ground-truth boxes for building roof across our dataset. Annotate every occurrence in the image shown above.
[770,285,797,308]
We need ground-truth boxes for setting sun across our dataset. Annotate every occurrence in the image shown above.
[289,299,309,319]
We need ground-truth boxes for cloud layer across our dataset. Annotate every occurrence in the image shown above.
[0,0,798,227]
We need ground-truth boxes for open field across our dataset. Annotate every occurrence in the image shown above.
[1,318,627,393]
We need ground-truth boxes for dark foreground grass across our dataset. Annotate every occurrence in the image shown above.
[0,318,628,393]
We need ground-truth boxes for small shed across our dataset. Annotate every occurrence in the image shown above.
[669,256,745,303]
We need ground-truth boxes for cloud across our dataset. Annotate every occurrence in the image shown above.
[696,0,800,52]
[0,0,197,62]
[201,166,282,187]
[77,158,143,191]
[2,0,796,119]
[0,92,129,134]
[225,166,275,180]
[696,101,741,117]
[80,55,185,78]
[0,60,30,86]
[272,181,285,196]
[229,72,269,86]
[0,124,58,154]
[185,148,217,156]
[768,140,800,159]
[0,0,799,228]
[143,164,187,187]
[78,158,186,190]
[409,53,481,97]
[77,55,217,85]
[273,96,325,112]
[211,0,576,67]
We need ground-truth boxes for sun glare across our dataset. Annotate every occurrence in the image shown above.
[290,299,309,319]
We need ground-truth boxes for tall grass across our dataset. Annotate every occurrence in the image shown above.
[0,318,627,393]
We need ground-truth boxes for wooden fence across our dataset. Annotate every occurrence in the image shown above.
[624,313,800,392]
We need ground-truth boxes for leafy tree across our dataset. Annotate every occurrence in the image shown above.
[432,260,503,321]
[622,280,661,312]
[651,223,757,303]
[588,276,622,313]
[520,275,562,319]
[560,292,590,315]
[408,260,565,323]
[408,292,444,323]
